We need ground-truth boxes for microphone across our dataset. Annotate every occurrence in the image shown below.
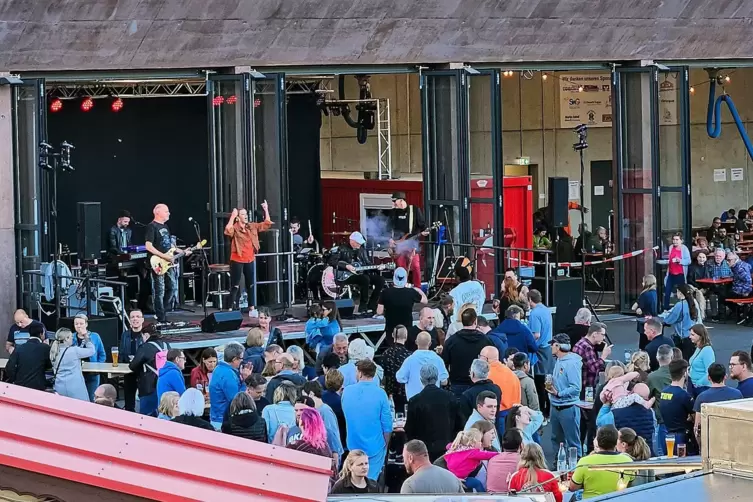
[188,217,199,226]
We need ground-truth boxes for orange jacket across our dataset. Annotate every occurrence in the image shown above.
[488,361,521,410]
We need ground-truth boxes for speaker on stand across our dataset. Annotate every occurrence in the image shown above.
[77,202,102,262]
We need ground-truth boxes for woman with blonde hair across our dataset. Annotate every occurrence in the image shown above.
[627,351,651,383]
[617,427,654,486]
[261,381,298,443]
[157,391,180,420]
[444,429,498,491]
[632,274,658,349]
[50,328,95,402]
[508,443,562,501]
[331,449,379,493]
[242,328,265,373]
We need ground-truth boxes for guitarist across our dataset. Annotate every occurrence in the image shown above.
[386,191,428,286]
[145,204,191,323]
[328,231,385,316]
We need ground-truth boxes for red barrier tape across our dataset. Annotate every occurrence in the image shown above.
[507,246,659,268]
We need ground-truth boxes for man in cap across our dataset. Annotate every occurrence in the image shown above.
[328,231,385,315]
[386,191,427,286]
[377,267,428,345]
[547,333,583,464]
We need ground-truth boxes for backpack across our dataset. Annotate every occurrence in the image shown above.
[144,341,168,376]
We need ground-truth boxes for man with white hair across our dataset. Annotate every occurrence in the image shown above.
[339,338,384,387]
[315,333,349,375]
[397,331,449,399]
[404,365,463,462]
[564,307,592,348]
[329,231,385,316]
[726,251,752,299]
[460,359,502,421]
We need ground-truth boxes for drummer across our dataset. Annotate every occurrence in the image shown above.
[290,217,315,252]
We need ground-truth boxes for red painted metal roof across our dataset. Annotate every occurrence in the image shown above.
[0,383,331,502]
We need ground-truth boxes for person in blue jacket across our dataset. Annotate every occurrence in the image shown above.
[72,314,106,402]
[242,327,266,373]
[491,305,539,367]
[157,349,187,401]
[659,284,703,360]
[209,342,253,430]
[632,274,659,350]
[305,301,342,355]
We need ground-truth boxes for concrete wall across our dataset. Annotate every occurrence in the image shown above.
[320,68,753,229]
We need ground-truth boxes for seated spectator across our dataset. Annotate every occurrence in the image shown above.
[94,383,120,408]
[708,248,732,279]
[504,405,544,445]
[486,429,523,493]
[190,347,217,397]
[222,392,267,443]
[721,208,737,222]
[617,427,654,486]
[262,381,298,443]
[693,236,710,254]
[569,425,633,499]
[171,388,215,431]
[694,363,743,442]
[687,252,710,288]
[265,353,306,402]
[242,328,266,372]
[533,225,551,250]
[402,439,465,494]
[157,349,187,401]
[509,443,562,502]
[6,321,51,391]
[727,251,753,299]
[512,353,539,411]
[706,217,722,243]
[331,449,379,494]
[444,429,498,492]
[461,359,502,421]
[711,227,735,251]
[243,373,270,415]
[157,391,180,420]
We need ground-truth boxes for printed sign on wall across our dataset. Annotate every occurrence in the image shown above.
[559,74,613,128]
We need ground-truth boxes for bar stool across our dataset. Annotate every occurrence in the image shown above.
[206,264,231,310]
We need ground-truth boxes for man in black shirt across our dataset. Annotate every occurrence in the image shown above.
[407,307,440,351]
[386,191,427,286]
[6,309,47,354]
[377,267,428,345]
[329,231,385,315]
[6,322,51,391]
[119,309,145,411]
[643,317,675,371]
[108,209,133,255]
[145,204,190,322]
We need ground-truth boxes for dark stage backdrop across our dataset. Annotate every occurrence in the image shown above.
[49,97,209,254]
[287,94,322,244]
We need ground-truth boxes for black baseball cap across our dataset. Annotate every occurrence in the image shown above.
[549,333,571,350]
[391,191,406,201]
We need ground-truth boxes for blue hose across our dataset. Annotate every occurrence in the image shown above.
[706,80,753,159]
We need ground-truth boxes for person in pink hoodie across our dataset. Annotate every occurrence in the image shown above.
[444,429,498,492]
[486,428,524,493]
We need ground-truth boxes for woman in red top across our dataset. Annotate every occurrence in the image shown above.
[508,443,562,502]
[224,201,273,310]
[189,347,218,402]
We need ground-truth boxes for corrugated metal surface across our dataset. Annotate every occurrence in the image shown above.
[0,0,752,71]
[0,383,331,502]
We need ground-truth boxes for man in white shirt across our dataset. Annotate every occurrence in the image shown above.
[396,331,449,399]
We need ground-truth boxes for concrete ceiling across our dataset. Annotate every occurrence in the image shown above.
[0,0,752,71]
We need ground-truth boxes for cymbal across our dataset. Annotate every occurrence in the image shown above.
[327,231,352,236]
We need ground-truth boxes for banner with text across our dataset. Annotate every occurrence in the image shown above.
[559,73,613,129]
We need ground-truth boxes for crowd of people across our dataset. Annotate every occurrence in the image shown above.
[3,264,753,498]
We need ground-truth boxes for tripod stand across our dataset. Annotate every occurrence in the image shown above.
[573,125,602,324]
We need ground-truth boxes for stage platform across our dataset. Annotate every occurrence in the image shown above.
[159,303,514,352]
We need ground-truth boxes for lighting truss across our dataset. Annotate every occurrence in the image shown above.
[47,81,207,99]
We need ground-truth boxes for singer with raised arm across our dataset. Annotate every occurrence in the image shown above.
[108,210,133,254]
[145,204,191,323]
[386,191,428,286]
[224,201,273,311]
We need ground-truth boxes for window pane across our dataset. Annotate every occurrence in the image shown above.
[426,76,460,201]
[621,72,654,189]
[658,72,682,186]
[660,191,683,257]
[470,201,495,300]
[620,193,655,308]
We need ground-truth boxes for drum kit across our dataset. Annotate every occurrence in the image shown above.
[295,231,351,303]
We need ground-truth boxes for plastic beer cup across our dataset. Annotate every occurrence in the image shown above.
[665,434,676,458]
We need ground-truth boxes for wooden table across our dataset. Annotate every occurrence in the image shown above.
[0,359,131,375]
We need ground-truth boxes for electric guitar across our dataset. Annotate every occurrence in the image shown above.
[150,240,207,275]
[338,261,396,281]
[387,221,441,258]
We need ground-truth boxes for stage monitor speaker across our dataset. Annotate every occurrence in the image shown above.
[77,201,101,261]
[529,277,583,334]
[201,311,243,333]
[59,315,120,362]
[548,177,569,228]
[335,298,355,318]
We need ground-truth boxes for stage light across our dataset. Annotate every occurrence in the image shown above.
[212,95,225,106]
[111,97,124,112]
[254,97,262,107]
[542,73,548,81]
[226,95,237,105]
[725,75,731,83]
[81,97,94,112]
[50,98,63,113]
[690,86,695,94]
[578,86,584,92]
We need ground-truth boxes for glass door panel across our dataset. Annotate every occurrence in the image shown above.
[620,193,655,306]
[470,201,496,301]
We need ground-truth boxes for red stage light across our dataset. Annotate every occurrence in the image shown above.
[50,99,63,113]
[212,95,225,106]
[111,97,124,112]
[81,97,94,112]
[226,95,237,105]
[253,98,261,108]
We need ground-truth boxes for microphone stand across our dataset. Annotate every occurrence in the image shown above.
[192,221,210,320]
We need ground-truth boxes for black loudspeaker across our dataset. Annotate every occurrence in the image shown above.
[529,277,583,334]
[77,201,102,261]
[201,311,243,333]
[548,177,569,228]
[335,298,355,318]
[59,315,120,362]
